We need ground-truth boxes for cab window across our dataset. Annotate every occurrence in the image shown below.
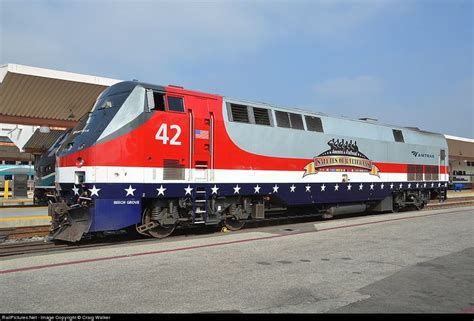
[152,92,166,111]
[167,96,185,112]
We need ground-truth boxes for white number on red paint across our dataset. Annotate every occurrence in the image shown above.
[170,125,182,145]
[155,124,182,146]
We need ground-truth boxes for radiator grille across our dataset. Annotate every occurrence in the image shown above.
[253,107,271,126]
[163,159,185,180]
[230,104,249,123]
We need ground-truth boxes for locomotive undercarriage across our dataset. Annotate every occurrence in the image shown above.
[392,189,434,212]
[135,187,446,239]
[136,196,255,238]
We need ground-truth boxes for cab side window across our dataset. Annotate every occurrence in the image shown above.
[153,92,166,111]
[147,89,166,112]
[167,96,185,112]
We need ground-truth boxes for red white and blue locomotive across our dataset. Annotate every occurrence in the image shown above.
[49,81,449,242]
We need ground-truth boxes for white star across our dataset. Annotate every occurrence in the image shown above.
[305,185,311,192]
[72,185,80,196]
[359,183,364,190]
[370,184,374,190]
[399,183,403,189]
[431,183,434,187]
[416,183,419,188]
[89,185,101,197]
[408,183,411,188]
[184,185,193,195]
[423,183,427,188]
[157,185,166,196]
[320,184,326,192]
[438,183,441,187]
[125,185,136,196]
[290,184,296,192]
[390,183,394,189]
[211,185,219,194]
[334,184,339,191]
[347,184,352,191]
[254,185,261,194]
[233,184,241,194]
[272,184,279,193]
[380,183,384,189]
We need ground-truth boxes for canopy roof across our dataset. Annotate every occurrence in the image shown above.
[0,63,121,127]
[22,129,66,154]
[0,137,33,161]
[445,135,474,161]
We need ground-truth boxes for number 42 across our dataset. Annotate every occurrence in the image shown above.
[155,124,182,145]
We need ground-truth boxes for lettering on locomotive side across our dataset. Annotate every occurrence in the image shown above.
[72,129,90,134]
[113,200,140,205]
[411,151,435,158]
[304,139,380,177]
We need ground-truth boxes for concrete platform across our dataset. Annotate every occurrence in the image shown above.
[447,189,474,198]
[0,207,49,228]
[0,198,34,207]
[0,206,472,313]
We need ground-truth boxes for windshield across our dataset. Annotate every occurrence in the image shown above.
[93,92,130,111]
[56,82,147,156]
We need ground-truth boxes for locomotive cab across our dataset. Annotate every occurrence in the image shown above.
[51,81,153,241]
[50,81,192,241]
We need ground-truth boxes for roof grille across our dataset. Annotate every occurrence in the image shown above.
[275,111,291,128]
[253,107,271,126]
[305,116,324,132]
[230,104,249,123]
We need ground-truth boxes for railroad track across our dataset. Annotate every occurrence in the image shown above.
[1,197,472,258]
[0,233,150,258]
[0,240,69,257]
[0,225,50,241]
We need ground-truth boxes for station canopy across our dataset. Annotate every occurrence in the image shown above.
[0,63,121,128]
[445,135,474,161]
[22,129,66,154]
[0,136,33,161]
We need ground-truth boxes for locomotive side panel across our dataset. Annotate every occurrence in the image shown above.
[221,100,448,185]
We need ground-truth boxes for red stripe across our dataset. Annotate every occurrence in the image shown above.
[461,305,474,313]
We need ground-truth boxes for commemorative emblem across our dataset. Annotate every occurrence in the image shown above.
[304,139,380,177]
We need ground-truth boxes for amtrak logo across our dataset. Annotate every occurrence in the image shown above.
[304,139,380,177]
[411,151,435,158]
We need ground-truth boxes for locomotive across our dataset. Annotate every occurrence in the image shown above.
[49,81,449,242]
[33,128,71,204]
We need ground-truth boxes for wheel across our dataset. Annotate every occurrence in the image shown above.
[140,207,176,239]
[392,203,400,213]
[223,217,246,231]
[414,203,424,211]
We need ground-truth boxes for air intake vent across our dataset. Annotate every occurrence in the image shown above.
[275,111,290,128]
[163,159,185,180]
[230,104,249,123]
[253,107,271,126]
[305,116,324,132]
